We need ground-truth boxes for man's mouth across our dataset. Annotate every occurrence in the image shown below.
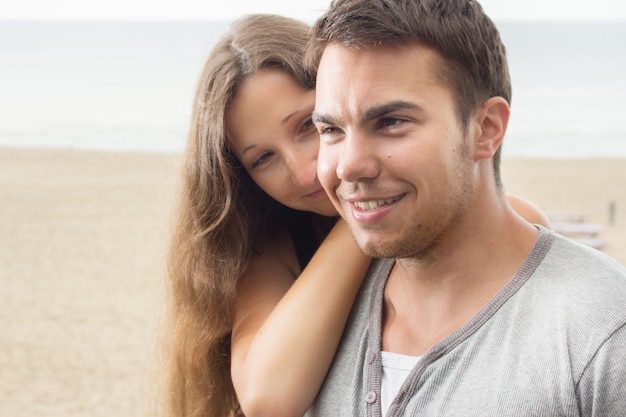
[352,195,403,211]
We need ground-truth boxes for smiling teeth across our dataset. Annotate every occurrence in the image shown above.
[353,197,400,211]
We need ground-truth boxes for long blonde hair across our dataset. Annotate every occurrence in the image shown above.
[165,14,315,417]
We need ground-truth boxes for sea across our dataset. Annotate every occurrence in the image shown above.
[0,19,625,158]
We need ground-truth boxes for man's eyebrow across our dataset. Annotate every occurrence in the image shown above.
[312,100,422,126]
[362,100,422,122]
[312,111,336,125]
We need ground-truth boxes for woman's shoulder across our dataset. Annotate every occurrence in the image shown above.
[248,222,302,280]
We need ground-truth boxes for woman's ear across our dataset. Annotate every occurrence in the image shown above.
[473,96,510,161]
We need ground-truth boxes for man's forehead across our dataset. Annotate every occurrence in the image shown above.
[314,43,442,112]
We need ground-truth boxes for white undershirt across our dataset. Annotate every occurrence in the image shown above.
[380,351,421,415]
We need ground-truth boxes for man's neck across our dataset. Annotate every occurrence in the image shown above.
[381,206,538,356]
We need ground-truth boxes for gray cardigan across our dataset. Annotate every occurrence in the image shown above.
[306,228,626,417]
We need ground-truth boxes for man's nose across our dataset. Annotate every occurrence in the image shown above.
[336,132,380,182]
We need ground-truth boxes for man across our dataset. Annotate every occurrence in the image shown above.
[306,0,626,416]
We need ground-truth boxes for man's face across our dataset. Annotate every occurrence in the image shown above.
[313,43,477,259]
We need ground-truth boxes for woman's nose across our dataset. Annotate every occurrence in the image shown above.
[286,153,317,188]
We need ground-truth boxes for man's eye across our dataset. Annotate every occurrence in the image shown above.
[251,152,273,168]
[380,117,404,128]
[319,126,339,136]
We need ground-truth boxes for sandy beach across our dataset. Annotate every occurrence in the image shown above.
[0,148,179,417]
[1,147,625,417]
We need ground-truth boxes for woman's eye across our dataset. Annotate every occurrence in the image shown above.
[299,117,315,133]
[251,152,273,168]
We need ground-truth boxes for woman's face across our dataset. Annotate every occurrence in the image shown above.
[227,68,337,216]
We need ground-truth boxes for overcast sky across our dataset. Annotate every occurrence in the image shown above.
[1,0,625,21]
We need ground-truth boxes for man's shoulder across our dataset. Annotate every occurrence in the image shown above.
[305,260,393,417]
[542,229,626,282]
[527,230,626,337]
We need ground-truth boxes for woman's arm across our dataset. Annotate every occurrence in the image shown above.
[231,219,370,417]
[506,193,552,229]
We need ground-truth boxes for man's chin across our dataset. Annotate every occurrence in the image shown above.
[354,235,391,259]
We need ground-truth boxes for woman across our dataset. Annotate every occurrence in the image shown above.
[165,14,550,417]
[166,14,369,417]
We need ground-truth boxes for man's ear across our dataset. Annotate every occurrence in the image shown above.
[473,96,510,161]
